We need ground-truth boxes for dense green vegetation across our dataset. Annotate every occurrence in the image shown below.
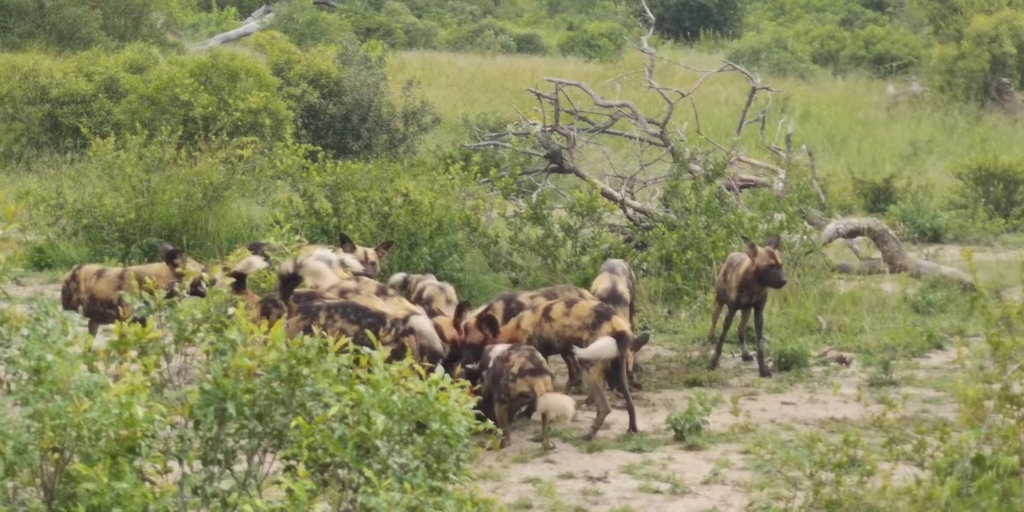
[2,0,1024,509]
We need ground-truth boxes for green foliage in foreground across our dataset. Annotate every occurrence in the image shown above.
[0,288,497,511]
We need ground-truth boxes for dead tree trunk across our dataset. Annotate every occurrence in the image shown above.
[822,217,976,289]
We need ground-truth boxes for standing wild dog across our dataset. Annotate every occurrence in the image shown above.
[475,344,577,450]
[276,258,447,367]
[589,258,649,390]
[336,232,394,279]
[707,235,787,378]
[490,297,640,441]
[444,285,595,385]
[61,242,213,336]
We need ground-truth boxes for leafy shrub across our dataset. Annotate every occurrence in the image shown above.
[948,156,1024,232]
[853,173,902,214]
[510,30,549,55]
[271,0,359,49]
[666,390,721,446]
[645,0,745,42]
[887,186,949,243]
[930,8,1024,104]
[0,0,180,51]
[0,286,496,510]
[557,21,627,62]
[19,133,279,265]
[726,25,817,78]
[842,24,926,77]
[439,18,519,53]
[773,341,812,372]
[249,31,440,160]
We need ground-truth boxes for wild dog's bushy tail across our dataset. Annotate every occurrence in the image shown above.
[387,272,409,292]
[60,265,84,312]
[228,255,270,295]
[572,335,620,361]
[276,258,304,304]
[406,313,447,363]
[537,392,576,423]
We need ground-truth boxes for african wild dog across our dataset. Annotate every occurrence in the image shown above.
[336,232,394,279]
[225,254,271,312]
[388,272,459,319]
[60,242,213,336]
[706,235,787,378]
[589,258,649,390]
[276,257,447,367]
[487,297,640,441]
[474,344,577,450]
[443,284,595,383]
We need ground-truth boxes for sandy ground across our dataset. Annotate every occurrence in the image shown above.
[0,252,977,512]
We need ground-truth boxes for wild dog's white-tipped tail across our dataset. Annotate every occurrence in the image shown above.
[387,272,409,290]
[231,254,270,275]
[537,392,576,423]
[407,314,446,359]
[337,253,366,275]
[572,336,620,361]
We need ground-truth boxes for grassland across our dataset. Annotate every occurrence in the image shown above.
[3,42,1024,511]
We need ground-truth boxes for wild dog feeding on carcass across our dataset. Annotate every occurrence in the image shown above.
[706,235,787,378]
[590,258,650,390]
[474,343,577,450]
[486,297,640,442]
[61,242,214,336]
[275,256,447,368]
[444,284,596,390]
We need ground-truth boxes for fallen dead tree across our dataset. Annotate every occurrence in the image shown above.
[464,0,977,290]
[193,1,337,50]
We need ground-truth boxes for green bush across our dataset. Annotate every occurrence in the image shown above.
[887,191,949,243]
[773,341,812,372]
[19,133,280,265]
[0,287,496,510]
[645,0,745,42]
[0,0,182,51]
[930,8,1024,104]
[557,21,627,62]
[248,31,440,160]
[853,173,902,214]
[726,25,817,78]
[948,156,1024,232]
[666,390,721,446]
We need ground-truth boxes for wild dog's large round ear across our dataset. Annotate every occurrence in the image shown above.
[632,332,651,353]
[740,235,758,259]
[159,243,183,268]
[454,300,472,326]
[337,233,358,253]
[247,241,272,261]
[478,314,501,340]
[157,241,176,258]
[375,240,395,258]
[765,235,781,251]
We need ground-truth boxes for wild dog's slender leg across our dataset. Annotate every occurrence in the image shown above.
[707,306,737,370]
[581,365,612,441]
[562,351,584,394]
[737,308,754,362]
[618,354,638,434]
[754,298,772,378]
[88,319,100,337]
[707,300,724,344]
[495,402,513,448]
[541,409,555,450]
[516,398,536,422]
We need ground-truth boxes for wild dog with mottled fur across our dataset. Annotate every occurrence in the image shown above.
[60,242,213,336]
[336,232,394,279]
[444,284,596,384]
[276,258,447,366]
[476,344,576,450]
[590,258,648,390]
[487,297,640,441]
[707,235,787,378]
[388,272,459,318]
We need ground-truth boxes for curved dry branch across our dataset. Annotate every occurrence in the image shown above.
[821,217,976,289]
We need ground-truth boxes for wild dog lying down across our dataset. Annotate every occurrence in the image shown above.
[276,259,447,366]
[590,258,647,390]
[334,232,394,279]
[491,297,640,441]
[388,272,459,318]
[61,242,213,336]
[707,235,787,378]
[475,344,577,450]
[446,284,596,386]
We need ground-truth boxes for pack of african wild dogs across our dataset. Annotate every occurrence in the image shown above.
[59,232,786,451]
